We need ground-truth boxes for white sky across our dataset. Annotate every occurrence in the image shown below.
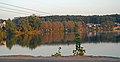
[0,0,120,19]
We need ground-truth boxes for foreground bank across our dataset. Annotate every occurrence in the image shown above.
[0,55,120,62]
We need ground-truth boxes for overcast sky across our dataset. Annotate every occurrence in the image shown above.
[0,0,120,19]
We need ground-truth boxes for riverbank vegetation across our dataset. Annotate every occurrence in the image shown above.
[2,14,87,37]
[0,14,120,45]
[0,14,119,36]
[7,14,120,33]
[5,15,42,35]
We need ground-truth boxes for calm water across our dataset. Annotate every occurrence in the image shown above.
[0,32,120,57]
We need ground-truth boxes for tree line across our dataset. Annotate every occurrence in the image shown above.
[40,14,120,23]
[0,14,120,35]
[5,14,86,35]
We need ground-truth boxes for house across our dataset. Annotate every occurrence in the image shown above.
[86,23,93,28]
[113,23,120,31]
[86,23,102,30]
[96,24,101,27]
[115,23,120,27]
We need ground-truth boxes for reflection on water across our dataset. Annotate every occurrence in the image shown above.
[0,32,120,57]
[0,32,120,49]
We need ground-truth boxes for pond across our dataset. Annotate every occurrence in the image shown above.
[0,32,120,57]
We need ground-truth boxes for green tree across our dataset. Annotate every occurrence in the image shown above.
[6,19,17,34]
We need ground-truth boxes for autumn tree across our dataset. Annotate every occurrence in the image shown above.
[76,21,86,32]
[101,21,115,31]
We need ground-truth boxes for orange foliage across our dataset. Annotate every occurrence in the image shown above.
[77,21,86,32]
[41,21,64,32]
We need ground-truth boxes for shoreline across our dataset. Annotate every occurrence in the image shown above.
[0,55,120,62]
[0,55,120,59]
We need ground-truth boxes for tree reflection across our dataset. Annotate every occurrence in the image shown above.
[40,32,64,44]
[5,34,42,50]
[6,34,17,49]
[0,32,120,50]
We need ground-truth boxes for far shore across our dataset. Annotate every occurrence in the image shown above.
[0,55,120,62]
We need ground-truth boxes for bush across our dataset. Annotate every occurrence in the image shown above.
[51,52,61,57]
[51,47,62,57]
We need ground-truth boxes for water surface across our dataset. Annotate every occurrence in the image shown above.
[0,32,120,57]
